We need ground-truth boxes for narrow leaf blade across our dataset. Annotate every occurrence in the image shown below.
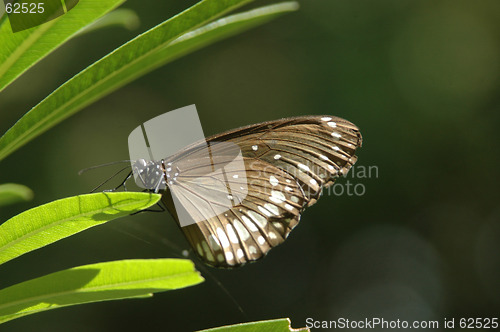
[79,8,140,35]
[0,0,126,92]
[158,2,299,75]
[0,183,33,207]
[0,192,161,265]
[0,259,203,324]
[0,1,300,162]
[198,318,310,332]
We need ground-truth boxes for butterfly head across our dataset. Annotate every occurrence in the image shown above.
[132,158,172,193]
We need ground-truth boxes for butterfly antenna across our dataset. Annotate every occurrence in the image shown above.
[89,166,131,193]
[78,160,132,175]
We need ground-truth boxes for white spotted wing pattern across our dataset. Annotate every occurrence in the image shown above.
[160,116,362,268]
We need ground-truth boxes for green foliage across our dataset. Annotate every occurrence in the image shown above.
[198,318,309,332]
[0,192,161,265]
[0,0,126,92]
[0,0,298,162]
[0,0,298,327]
[80,8,141,34]
[0,183,33,207]
[0,259,203,323]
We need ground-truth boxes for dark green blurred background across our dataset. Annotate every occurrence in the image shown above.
[1,0,499,331]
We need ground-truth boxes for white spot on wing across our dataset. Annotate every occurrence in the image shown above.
[332,132,341,138]
[272,190,286,201]
[285,203,294,211]
[327,121,337,128]
[237,249,244,259]
[226,224,239,244]
[217,227,230,249]
[264,203,280,216]
[291,196,300,203]
[274,154,281,160]
[252,145,258,151]
[284,186,293,192]
[310,178,318,186]
[207,253,215,262]
[225,251,234,262]
[209,235,221,251]
[322,117,332,121]
[269,232,277,240]
[202,240,209,253]
[258,236,265,245]
[249,246,258,254]
[258,205,272,217]
[273,222,284,231]
[248,211,268,228]
[233,174,239,179]
[298,163,310,172]
[202,241,214,262]
[233,220,250,241]
[269,196,282,204]
[269,176,279,186]
[241,215,258,232]
[320,155,329,161]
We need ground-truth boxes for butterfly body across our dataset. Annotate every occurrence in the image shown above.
[156,116,362,268]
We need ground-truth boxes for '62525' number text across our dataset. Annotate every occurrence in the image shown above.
[460,318,498,329]
[5,2,45,14]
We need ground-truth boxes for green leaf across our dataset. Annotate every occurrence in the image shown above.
[0,192,161,265]
[0,0,126,92]
[198,318,310,332]
[79,8,140,35]
[0,183,33,207]
[0,259,204,324]
[0,0,299,162]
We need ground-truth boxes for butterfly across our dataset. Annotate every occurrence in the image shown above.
[138,116,362,268]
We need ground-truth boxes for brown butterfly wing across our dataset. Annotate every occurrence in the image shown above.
[161,115,362,268]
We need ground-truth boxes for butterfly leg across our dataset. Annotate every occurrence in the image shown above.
[112,170,134,192]
[130,193,166,215]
